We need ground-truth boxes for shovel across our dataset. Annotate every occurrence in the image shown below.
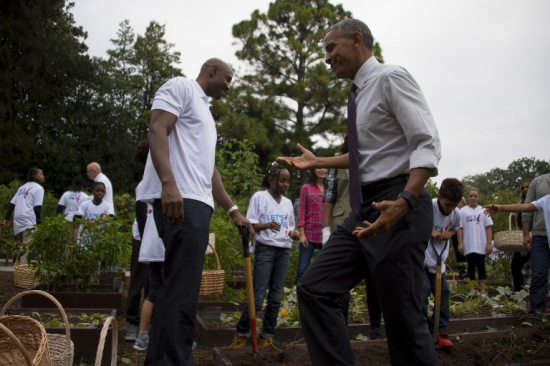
[432,240,448,342]
[240,226,258,354]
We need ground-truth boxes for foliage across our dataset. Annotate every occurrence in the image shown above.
[202,140,262,294]
[462,157,550,198]
[215,0,351,184]
[0,5,182,195]
[28,214,131,291]
[113,193,136,221]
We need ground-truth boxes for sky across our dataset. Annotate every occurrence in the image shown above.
[71,0,550,186]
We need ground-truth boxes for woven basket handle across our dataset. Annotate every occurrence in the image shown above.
[0,322,32,366]
[0,290,71,345]
[94,315,118,366]
[207,242,221,271]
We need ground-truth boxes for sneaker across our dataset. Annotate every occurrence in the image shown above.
[370,328,382,340]
[230,334,247,347]
[125,324,138,341]
[133,336,149,351]
[437,332,454,348]
[259,337,273,346]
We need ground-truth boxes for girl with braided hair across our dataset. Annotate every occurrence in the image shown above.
[231,163,299,347]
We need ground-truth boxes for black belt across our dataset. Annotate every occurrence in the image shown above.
[361,174,409,198]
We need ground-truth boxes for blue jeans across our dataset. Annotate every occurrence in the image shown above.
[422,268,450,333]
[529,235,550,314]
[236,243,290,339]
[295,240,320,285]
[145,199,212,366]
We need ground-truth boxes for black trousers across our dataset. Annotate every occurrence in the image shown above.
[297,176,437,366]
[511,251,530,291]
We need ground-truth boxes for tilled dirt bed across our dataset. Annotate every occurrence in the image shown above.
[1,270,549,366]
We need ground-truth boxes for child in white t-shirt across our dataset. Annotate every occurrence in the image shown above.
[458,187,493,295]
[231,163,299,347]
[57,177,89,222]
[422,178,463,348]
[73,182,115,242]
[3,168,45,264]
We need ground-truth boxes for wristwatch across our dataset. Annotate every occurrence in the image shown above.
[397,191,417,210]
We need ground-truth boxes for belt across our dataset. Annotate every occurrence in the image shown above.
[361,174,409,198]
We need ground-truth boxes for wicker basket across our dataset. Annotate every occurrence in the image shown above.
[494,230,524,253]
[94,316,117,366]
[13,259,40,289]
[0,315,51,366]
[199,243,225,296]
[1,290,74,366]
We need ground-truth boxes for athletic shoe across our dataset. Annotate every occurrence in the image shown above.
[125,324,138,341]
[133,336,149,351]
[259,337,273,346]
[230,334,247,347]
[437,332,454,348]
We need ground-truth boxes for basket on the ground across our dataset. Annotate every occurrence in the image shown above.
[199,242,225,296]
[13,258,40,289]
[1,290,73,366]
[94,315,117,366]
[0,315,51,366]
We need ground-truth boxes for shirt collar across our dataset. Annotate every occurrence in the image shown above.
[353,56,379,90]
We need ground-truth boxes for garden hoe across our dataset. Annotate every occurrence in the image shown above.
[432,240,448,344]
[240,226,259,356]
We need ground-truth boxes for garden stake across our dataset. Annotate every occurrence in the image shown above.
[240,226,259,355]
[432,240,448,342]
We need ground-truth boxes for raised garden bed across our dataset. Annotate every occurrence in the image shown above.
[21,284,124,314]
[194,301,522,347]
[212,327,550,366]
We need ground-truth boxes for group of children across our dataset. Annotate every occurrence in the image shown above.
[2,168,114,256]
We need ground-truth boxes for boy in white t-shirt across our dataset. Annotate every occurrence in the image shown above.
[73,182,115,243]
[422,178,463,348]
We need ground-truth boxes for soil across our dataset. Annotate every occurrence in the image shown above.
[1,270,549,366]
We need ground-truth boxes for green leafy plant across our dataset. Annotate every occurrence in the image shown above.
[29,214,131,291]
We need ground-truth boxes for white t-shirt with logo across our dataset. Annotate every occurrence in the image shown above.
[76,200,115,239]
[136,77,217,209]
[58,191,90,221]
[10,182,45,235]
[460,205,494,255]
[246,190,295,249]
[424,198,460,274]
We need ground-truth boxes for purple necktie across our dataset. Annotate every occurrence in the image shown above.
[347,83,362,213]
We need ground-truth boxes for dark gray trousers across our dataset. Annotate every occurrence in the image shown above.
[297,177,437,366]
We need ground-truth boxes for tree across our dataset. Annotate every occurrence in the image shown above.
[0,0,99,191]
[213,0,385,179]
[462,157,550,197]
[213,0,350,166]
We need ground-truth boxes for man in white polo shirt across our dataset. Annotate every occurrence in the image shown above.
[137,58,254,366]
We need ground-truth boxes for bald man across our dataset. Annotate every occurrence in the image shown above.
[137,58,254,365]
[86,162,114,210]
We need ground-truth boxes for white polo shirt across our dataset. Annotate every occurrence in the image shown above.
[137,77,217,209]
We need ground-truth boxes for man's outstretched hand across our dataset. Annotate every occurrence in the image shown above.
[277,143,317,170]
